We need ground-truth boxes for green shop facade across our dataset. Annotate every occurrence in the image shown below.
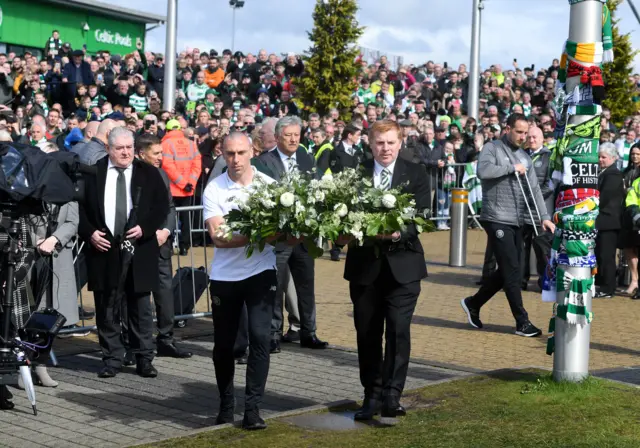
[0,0,165,58]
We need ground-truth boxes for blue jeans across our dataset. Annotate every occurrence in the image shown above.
[437,188,451,223]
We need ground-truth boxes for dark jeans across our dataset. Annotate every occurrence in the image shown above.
[595,230,619,295]
[468,222,529,327]
[174,196,194,249]
[210,269,277,412]
[154,254,175,346]
[272,244,316,339]
[95,271,154,368]
[350,259,420,399]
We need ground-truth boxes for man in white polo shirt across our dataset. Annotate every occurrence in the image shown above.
[203,132,277,431]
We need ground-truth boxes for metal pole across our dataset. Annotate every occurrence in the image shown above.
[552,0,602,383]
[162,0,178,111]
[467,0,482,120]
[231,6,236,52]
[449,188,468,267]
[628,0,640,26]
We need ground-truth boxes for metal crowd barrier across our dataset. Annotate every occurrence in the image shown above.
[57,205,213,335]
[429,162,482,228]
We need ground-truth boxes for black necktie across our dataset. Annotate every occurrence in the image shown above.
[114,167,127,238]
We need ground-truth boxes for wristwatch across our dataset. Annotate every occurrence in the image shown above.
[391,233,401,243]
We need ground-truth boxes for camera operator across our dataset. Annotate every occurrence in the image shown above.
[461,114,554,337]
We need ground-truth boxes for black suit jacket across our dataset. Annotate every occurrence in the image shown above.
[344,158,430,285]
[596,164,624,231]
[78,157,169,292]
[158,168,176,260]
[333,142,364,173]
[258,145,315,180]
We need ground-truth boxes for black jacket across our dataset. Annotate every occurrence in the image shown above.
[344,158,430,285]
[147,63,165,97]
[596,164,624,231]
[332,142,364,173]
[258,146,315,180]
[78,157,169,292]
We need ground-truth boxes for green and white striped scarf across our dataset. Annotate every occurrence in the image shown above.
[462,162,482,214]
[128,94,148,113]
[617,140,633,170]
[556,268,594,326]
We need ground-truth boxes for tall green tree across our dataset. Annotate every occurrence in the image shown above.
[602,0,639,127]
[295,0,364,117]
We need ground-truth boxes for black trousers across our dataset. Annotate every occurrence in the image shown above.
[468,222,529,327]
[595,230,619,295]
[481,236,497,281]
[521,224,535,282]
[272,244,316,339]
[350,259,420,399]
[154,254,175,345]
[174,196,193,249]
[210,269,277,412]
[95,270,154,368]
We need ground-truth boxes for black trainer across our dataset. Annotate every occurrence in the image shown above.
[515,321,542,337]
[593,291,613,299]
[460,297,483,329]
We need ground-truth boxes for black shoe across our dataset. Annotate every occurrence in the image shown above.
[243,410,267,430]
[236,354,248,365]
[593,291,613,299]
[136,361,158,378]
[632,291,640,300]
[330,252,340,262]
[216,401,235,425]
[78,307,95,320]
[270,339,281,354]
[179,247,188,256]
[395,405,407,416]
[123,352,136,366]
[98,366,120,378]
[354,397,382,421]
[460,297,483,329]
[300,335,328,349]
[1,385,12,401]
[0,397,13,410]
[516,321,542,337]
[381,396,401,418]
[281,329,300,343]
[157,343,193,358]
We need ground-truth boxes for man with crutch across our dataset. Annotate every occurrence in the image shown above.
[461,114,555,337]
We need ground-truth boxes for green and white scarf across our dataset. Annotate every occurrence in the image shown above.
[566,0,614,62]
[556,268,594,326]
[462,162,482,214]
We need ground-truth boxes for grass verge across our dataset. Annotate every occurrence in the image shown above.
[138,370,640,448]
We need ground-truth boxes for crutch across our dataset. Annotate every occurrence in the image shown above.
[515,171,543,237]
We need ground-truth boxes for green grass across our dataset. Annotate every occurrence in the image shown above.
[139,370,640,448]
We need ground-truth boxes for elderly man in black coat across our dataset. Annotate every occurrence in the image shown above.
[594,142,625,298]
[78,127,169,378]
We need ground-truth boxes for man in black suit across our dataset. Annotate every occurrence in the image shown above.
[136,134,192,357]
[332,124,364,173]
[594,142,624,298]
[259,116,328,352]
[341,120,430,421]
[78,127,169,378]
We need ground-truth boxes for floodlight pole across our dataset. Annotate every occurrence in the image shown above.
[163,0,178,111]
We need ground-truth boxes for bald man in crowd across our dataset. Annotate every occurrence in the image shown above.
[521,125,554,290]
[72,119,116,165]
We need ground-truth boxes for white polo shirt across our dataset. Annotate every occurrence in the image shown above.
[203,167,277,281]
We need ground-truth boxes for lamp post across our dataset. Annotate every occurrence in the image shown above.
[467,0,484,120]
[163,0,178,111]
[229,0,245,52]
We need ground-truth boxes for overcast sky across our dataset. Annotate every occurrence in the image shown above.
[112,0,640,72]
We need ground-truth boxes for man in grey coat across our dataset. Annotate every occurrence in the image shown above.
[461,113,555,338]
[71,119,116,165]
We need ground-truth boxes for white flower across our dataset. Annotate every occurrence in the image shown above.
[280,192,295,207]
[321,172,334,181]
[314,190,325,201]
[334,203,348,218]
[382,194,397,209]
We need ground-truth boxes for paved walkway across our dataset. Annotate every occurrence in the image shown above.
[0,337,463,448]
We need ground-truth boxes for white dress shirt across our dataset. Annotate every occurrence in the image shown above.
[277,147,297,172]
[341,140,354,156]
[373,159,397,188]
[105,159,133,236]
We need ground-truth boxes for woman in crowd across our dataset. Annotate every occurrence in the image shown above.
[619,143,640,295]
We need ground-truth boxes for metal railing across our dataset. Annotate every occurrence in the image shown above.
[429,162,482,228]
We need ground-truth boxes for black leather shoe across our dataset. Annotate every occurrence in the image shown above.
[395,405,407,417]
[0,397,14,410]
[354,398,382,421]
[157,343,193,358]
[236,354,248,365]
[123,352,136,366]
[136,361,158,378]
[270,339,281,354]
[1,385,13,400]
[300,335,328,349]
[78,307,95,320]
[381,396,401,418]
[242,410,267,430]
[98,366,120,378]
[281,330,300,343]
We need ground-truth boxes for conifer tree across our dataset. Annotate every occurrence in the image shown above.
[295,0,364,117]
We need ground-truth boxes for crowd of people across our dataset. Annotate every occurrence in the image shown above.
[0,28,639,423]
